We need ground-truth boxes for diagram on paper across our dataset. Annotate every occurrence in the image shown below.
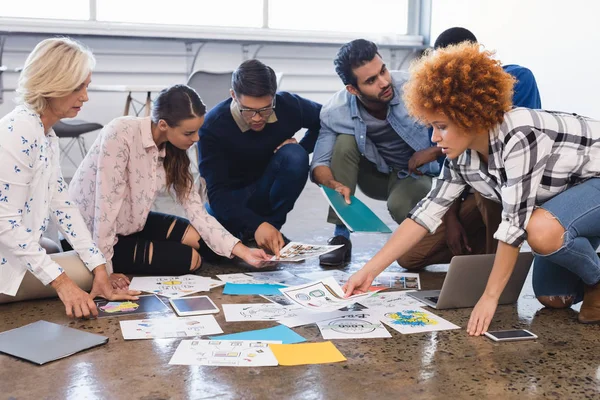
[379,307,460,334]
[169,340,280,366]
[358,291,425,311]
[279,277,376,312]
[223,303,303,322]
[271,242,343,262]
[372,272,421,290]
[129,275,213,297]
[317,312,391,339]
[120,315,223,340]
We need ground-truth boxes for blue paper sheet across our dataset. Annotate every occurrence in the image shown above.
[209,325,306,344]
[222,283,287,296]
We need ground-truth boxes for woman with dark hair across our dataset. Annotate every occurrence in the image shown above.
[344,42,600,334]
[69,84,270,288]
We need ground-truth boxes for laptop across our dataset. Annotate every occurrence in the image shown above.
[407,252,534,309]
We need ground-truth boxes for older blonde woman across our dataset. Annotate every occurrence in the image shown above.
[0,37,139,317]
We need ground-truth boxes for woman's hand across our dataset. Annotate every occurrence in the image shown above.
[233,243,274,268]
[241,247,273,268]
[90,265,140,301]
[109,273,130,289]
[467,293,499,336]
[51,273,99,318]
[342,267,377,296]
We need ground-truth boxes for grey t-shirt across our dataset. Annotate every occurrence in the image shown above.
[359,105,415,171]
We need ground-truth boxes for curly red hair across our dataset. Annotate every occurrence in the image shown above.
[403,42,515,133]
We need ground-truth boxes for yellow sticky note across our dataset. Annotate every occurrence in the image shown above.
[269,341,346,366]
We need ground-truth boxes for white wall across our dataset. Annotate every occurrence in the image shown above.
[431,0,600,119]
[0,34,414,176]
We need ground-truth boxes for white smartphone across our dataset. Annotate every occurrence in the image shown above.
[484,329,538,342]
[169,296,220,317]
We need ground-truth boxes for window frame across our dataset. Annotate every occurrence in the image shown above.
[0,0,431,47]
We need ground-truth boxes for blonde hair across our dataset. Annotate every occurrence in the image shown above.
[16,37,96,114]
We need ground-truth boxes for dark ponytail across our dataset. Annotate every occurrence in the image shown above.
[151,84,206,202]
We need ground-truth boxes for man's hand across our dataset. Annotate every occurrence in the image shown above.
[445,215,472,255]
[332,182,351,204]
[89,265,140,302]
[407,147,440,175]
[254,222,285,258]
[274,138,298,153]
[51,273,99,318]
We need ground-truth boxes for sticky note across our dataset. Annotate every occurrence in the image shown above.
[209,325,306,344]
[269,341,346,366]
[222,283,287,296]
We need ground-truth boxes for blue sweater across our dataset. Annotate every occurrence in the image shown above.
[198,91,321,232]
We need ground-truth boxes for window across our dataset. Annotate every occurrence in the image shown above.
[0,0,418,44]
[0,0,89,20]
[96,0,263,28]
[268,0,409,35]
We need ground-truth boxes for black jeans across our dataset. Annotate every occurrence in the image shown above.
[63,212,196,275]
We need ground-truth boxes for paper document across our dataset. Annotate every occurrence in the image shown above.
[271,242,343,262]
[169,340,280,366]
[278,277,378,312]
[119,315,223,340]
[378,307,460,334]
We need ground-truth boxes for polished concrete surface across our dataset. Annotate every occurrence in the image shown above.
[1,184,599,400]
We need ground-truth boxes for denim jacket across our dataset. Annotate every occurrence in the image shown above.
[310,71,440,180]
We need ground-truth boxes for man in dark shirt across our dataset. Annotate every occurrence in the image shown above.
[198,59,321,257]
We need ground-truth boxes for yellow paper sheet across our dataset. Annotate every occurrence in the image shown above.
[269,341,346,366]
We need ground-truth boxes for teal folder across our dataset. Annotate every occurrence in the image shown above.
[320,185,392,233]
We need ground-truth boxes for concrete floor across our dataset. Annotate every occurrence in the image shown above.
[1,183,599,400]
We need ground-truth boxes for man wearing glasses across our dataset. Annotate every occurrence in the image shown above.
[311,39,441,266]
[198,59,321,258]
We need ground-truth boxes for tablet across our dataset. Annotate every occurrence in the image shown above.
[169,296,220,316]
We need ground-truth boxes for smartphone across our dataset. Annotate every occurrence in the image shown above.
[484,329,537,342]
[169,296,220,317]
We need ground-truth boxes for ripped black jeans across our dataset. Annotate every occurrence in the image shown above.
[63,212,198,275]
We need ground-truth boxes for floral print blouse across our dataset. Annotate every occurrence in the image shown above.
[0,106,106,296]
[69,116,240,273]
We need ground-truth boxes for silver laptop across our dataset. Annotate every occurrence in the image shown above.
[407,252,534,309]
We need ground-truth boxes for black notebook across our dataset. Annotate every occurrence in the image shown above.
[0,320,108,365]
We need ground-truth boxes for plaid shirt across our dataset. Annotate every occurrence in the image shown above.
[409,108,600,247]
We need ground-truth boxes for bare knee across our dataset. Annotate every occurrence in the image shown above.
[181,225,200,250]
[526,209,565,255]
[537,295,575,309]
[40,237,61,254]
[190,249,202,271]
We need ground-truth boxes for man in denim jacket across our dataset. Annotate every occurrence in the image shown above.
[311,39,441,266]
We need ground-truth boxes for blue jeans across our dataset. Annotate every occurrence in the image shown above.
[532,178,600,303]
[206,143,309,239]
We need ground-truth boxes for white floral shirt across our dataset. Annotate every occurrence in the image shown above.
[0,106,106,296]
[69,116,240,273]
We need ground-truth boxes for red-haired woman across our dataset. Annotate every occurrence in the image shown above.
[344,42,600,335]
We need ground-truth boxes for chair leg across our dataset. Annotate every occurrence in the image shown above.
[59,138,81,170]
[77,136,88,160]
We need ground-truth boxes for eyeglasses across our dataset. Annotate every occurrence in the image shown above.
[238,97,276,119]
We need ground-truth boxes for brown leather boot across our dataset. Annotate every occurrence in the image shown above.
[578,281,600,324]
